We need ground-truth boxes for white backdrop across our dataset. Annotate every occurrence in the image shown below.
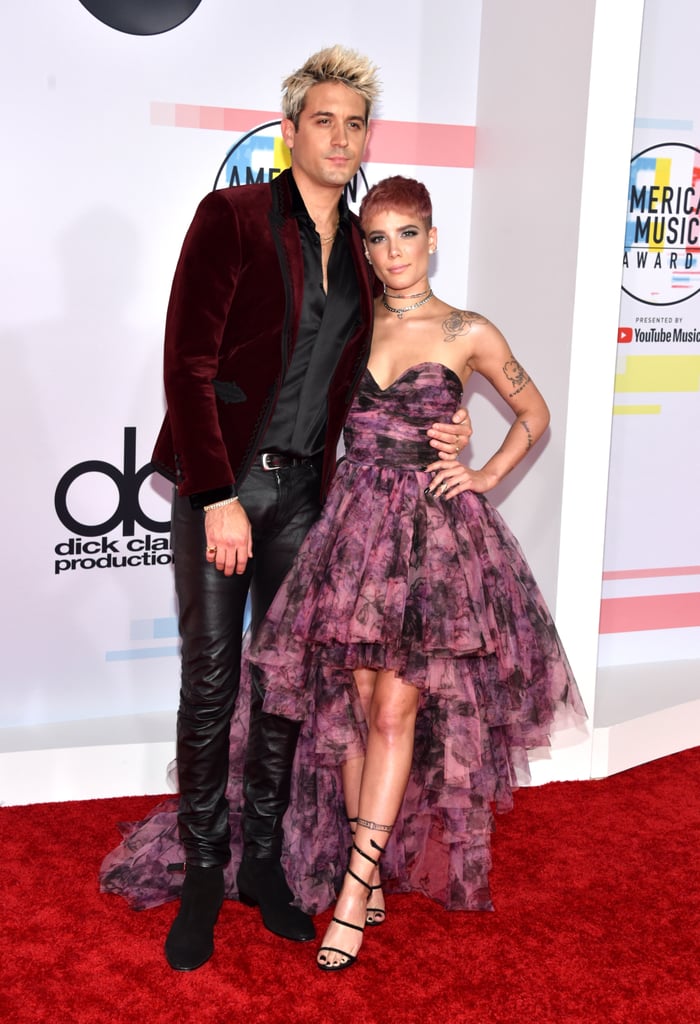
[8,1,691,801]
[600,0,700,669]
[0,0,483,741]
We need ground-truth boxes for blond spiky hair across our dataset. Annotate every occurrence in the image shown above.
[281,44,381,126]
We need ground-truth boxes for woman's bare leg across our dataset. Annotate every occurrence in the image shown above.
[340,669,384,922]
[318,669,419,969]
[340,667,375,823]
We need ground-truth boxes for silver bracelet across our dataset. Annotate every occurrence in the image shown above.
[203,496,239,512]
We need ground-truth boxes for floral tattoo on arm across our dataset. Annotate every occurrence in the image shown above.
[503,359,531,397]
[442,310,488,343]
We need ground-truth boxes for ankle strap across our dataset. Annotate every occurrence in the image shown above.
[347,866,373,892]
[352,839,385,867]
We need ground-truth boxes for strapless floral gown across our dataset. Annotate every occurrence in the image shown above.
[99,363,585,914]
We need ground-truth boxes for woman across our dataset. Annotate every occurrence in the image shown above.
[248,176,585,971]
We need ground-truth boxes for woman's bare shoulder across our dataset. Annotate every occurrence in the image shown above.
[435,306,495,343]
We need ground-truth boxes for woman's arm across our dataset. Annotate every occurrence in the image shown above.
[428,315,549,497]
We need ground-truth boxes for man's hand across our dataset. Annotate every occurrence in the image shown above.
[426,405,472,461]
[204,500,253,576]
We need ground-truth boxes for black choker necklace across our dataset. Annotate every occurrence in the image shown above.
[383,286,431,300]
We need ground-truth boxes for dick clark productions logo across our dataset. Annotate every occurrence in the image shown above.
[54,428,171,575]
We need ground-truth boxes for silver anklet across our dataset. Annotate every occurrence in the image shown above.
[356,817,393,833]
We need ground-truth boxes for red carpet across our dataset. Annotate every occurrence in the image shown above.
[2,746,699,1024]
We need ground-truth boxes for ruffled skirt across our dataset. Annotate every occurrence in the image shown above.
[100,461,585,914]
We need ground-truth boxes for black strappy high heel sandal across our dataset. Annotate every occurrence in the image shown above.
[317,837,386,972]
[347,817,386,928]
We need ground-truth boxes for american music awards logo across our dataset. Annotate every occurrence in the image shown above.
[622,142,700,306]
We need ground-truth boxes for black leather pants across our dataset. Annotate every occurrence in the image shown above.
[172,460,322,868]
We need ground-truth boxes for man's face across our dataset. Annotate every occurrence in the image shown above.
[282,82,369,192]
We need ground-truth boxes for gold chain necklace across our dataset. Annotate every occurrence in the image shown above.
[319,221,339,245]
[382,289,434,319]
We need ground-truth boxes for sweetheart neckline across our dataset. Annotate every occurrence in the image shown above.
[364,361,463,393]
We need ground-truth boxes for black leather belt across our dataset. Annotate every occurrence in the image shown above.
[257,452,316,471]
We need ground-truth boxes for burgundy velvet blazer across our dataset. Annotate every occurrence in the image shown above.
[152,169,376,501]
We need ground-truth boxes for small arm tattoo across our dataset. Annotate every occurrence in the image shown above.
[442,309,488,343]
[503,359,531,397]
[520,419,533,450]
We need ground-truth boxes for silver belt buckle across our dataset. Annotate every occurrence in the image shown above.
[260,452,277,471]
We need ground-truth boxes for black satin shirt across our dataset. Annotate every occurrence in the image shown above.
[261,174,361,457]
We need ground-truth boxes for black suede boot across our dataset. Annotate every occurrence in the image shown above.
[237,858,315,941]
[164,864,225,971]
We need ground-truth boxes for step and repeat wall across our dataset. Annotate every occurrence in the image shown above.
[3,0,694,795]
[601,0,700,671]
[1,0,482,738]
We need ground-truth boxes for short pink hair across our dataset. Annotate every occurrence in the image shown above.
[359,175,433,229]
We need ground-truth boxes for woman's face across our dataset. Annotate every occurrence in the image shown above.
[363,208,437,292]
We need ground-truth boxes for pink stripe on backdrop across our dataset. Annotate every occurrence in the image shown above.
[603,566,700,581]
[149,103,475,169]
[599,592,700,633]
[366,120,475,168]
[150,103,279,131]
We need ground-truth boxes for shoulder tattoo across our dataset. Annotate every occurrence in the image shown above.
[442,309,488,344]
[503,359,531,397]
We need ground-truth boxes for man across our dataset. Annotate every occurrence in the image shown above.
[152,45,470,972]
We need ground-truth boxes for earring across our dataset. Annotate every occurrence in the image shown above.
[364,250,372,263]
